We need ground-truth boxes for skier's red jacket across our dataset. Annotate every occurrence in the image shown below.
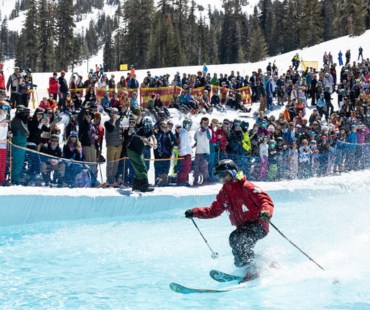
[192,176,274,233]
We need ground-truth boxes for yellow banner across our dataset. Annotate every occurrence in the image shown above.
[301,60,318,71]
[120,64,128,71]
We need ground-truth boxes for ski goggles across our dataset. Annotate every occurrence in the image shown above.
[0,105,10,111]
[214,171,228,177]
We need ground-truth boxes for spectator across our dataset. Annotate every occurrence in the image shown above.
[130,91,141,117]
[6,67,22,108]
[0,63,5,94]
[176,118,192,186]
[0,104,10,185]
[193,117,211,185]
[11,105,30,184]
[104,108,124,184]
[101,90,112,112]
[78,105,98,174]
[40,134,65,186]
[58,70,69,99]
[154,121,176,185]
[62,131,83,187]
[125,116,154,192]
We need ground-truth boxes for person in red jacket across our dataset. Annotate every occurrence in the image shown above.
[48,72,59,100]
[0,63,5,93]
[185,159,274,268]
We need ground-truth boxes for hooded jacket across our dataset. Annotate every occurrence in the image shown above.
[191,175,274,233]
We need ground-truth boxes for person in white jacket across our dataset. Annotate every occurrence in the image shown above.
[193,117,211,185]
[258,137,269,180]
[176,118,192,185]
[0,104,11,185]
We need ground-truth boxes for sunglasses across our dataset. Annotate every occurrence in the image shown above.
[223,122,229,125]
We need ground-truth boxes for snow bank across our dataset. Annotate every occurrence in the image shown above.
[0,170,368,227]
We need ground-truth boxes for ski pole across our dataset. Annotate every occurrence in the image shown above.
[190,218,219,259]
[269,221,325,271]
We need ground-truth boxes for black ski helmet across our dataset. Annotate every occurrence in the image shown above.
[214,159,238,177]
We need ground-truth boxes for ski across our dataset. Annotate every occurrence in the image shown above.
[210,269,259,283]
[169,270,259,294]
[169,281,250,294]
[209,269,243,282]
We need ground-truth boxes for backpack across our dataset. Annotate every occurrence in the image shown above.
[74,168,91,188]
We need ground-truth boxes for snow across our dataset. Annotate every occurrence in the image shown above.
[0,169,369,226]
[0,4,369,225]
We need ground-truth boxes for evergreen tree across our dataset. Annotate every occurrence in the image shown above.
[38,0,56,72]
[103,34,116,71]
[55,0,75,71]
[219,1,234,64]
[268,0,285,56]
[279,0,302,52]
[331,0,346,39]
[300,0,322,48]
[184,0,199,65]
[120,0,154,69]
[21,0,39,70]
[248,8,268,62]
[85,20,98,56]
[258,0,274,55]
[208,6,221,64]
[320,0,335,41]
[352,0,367,36]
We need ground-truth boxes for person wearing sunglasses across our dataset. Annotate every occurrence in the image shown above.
[185,159,274,279]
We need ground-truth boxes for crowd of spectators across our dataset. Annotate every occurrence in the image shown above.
[0,50,369,190]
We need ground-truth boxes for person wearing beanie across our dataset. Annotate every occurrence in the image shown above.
[185,159,274,282]
[39,134,65,186]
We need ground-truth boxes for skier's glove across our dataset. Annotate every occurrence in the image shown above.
[259,211,271,222]
[185,209,194,218]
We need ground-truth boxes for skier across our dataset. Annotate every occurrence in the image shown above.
[184,159,274,278]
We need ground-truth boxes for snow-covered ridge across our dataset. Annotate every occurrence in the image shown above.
[1,170,368,227]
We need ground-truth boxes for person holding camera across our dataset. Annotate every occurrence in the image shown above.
[27,108,51,175]
[125,116,155,192]
[78,105,98,179]
[104,108,124,184]
[40,134,65,186]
